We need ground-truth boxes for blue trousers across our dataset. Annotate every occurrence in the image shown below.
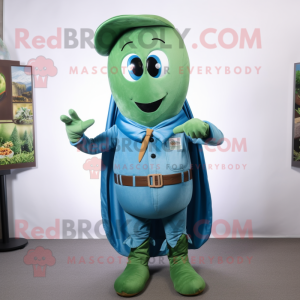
[123,207,192,251]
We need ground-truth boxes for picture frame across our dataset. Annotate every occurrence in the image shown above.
[0,61,36,170]
[292,63,300,167]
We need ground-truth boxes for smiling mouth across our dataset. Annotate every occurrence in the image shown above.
[135,94,167,113]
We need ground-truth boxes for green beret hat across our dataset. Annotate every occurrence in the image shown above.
[94,15,175,56]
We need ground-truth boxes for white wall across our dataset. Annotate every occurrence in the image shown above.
[2,0,300,239]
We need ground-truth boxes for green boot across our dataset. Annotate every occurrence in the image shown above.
[168,234,205,296]
[114,238,150,297]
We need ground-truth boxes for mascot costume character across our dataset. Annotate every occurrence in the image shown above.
[61,15,224,297]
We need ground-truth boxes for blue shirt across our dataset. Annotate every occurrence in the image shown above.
[72,121,223,219]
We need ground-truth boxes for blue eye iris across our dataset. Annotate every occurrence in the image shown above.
[146,55,162,78]
[127,55,143,81]
[146,50,169,79]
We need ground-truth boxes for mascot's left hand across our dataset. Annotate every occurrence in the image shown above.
[173,118,210,139]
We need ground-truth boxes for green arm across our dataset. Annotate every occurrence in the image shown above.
[60,109,95,143]
[173,118,210,139]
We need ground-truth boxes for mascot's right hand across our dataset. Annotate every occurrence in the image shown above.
[60,109,95,143]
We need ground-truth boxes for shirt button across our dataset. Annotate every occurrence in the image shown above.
[151,154,156,159]
[150,137,154,142]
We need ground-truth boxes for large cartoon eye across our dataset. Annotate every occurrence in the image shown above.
[121,54,143,81]
[146,50,169,78]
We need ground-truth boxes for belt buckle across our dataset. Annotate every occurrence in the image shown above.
[147,174,163,188]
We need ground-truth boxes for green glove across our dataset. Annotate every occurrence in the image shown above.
[60,109,95,143]
[173,118,210,139]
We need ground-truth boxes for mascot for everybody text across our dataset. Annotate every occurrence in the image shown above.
[61,15,223,296]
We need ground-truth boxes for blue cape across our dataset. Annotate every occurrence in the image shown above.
[101,96,212,257]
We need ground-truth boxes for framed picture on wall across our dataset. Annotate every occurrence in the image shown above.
[0,61,36,170]
[292,63,300,167]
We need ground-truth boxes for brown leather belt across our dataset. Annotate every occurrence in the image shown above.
[114,170,193,188]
